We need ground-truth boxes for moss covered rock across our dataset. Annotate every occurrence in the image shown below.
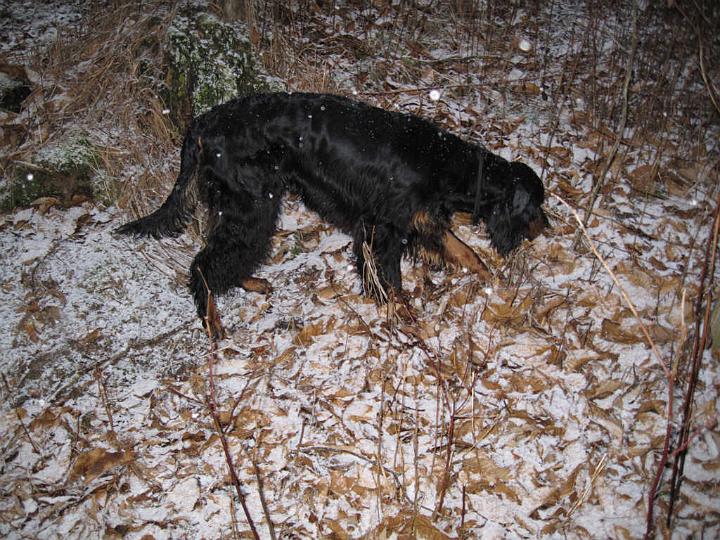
[2,132,106,210]
[164,11,276,129]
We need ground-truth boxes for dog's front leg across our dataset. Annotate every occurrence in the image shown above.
[352,222,403,301]
[188,204,278,337]
[442,230,492,281]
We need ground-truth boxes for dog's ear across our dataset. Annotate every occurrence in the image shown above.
[487,204,520,256]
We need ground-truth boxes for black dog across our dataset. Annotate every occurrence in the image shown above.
[118,92,547,333]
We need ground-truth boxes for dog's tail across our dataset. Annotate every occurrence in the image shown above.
[116,129,202,238]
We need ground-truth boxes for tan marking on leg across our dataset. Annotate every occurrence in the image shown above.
[410,209,435,234]
[416,246,445,268]
[240,276,273,294]
[443,230,491,281]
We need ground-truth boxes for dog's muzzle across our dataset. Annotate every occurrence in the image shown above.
[526,216,546,240]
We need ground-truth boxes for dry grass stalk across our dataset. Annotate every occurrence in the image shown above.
[361,237,389,305]
[567,453,608,518]
[554,193,676,540]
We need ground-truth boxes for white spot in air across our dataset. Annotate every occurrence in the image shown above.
[401,238,407,245]
[463,267,468,273]
[347,264,354,271]
[429,89,441,101]
[27,173,34,181]
[162,108,170,115]
[518,38,532,52]
[216,152,221,158]
[308,114,312,119]
[352,90,358,96]
[298,136,303,141]
[483,286,493,295]
[320,105,326,111]
[691,199,698,207]
[268,192,273,199]
[218,211,223,216]
[274,165,279,171]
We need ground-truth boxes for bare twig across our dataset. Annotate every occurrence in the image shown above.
[298,444,418,508]
[202,289,261,540]
[667,193,720,526]
[432,404,456,520]
[698,38,720,115]
[252,456,277,540]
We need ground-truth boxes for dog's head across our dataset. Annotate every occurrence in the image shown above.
[473,158,547,256]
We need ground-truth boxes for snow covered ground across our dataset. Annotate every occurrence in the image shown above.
[1,1,719,539]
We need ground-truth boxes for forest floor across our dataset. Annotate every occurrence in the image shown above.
[1,1,719,539]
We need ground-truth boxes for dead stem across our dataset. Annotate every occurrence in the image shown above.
[298,444,415,508]
[566,454,608,519]
[2,374,42,456]
[432,403,456,521]
[412,378,420,521]
[252,455,277,540]
[93,366,115,433]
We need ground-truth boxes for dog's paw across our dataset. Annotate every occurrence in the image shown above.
[240,276,273,295]
[204,294,226,341]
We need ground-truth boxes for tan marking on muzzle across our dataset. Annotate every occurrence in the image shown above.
[526,216,546,240]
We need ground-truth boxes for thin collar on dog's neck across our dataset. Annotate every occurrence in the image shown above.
[473,150,485,222]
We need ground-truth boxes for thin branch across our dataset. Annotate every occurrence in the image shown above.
[202,291,261,540]
[94,366,115,433]
[2,374,42,456]
[252,456,277,540]
[667,193,720,525]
